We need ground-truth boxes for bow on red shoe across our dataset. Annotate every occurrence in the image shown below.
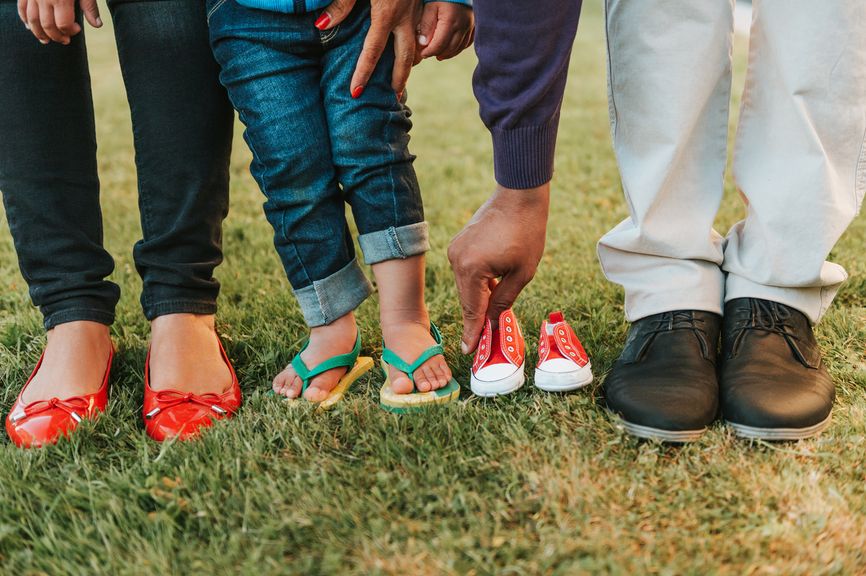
[11,396,92,424]
[5,348,113,448]
[145,390,232,420]
[142,339,241,442]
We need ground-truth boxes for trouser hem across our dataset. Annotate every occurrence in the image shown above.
[143,300,219,321]
[358,222,429,265]
[43,308,116,331]
[625,288,724,323]
[724,274,840,325]
[293,258,373,327]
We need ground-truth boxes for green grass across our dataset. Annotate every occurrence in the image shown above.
[1,3,865,574]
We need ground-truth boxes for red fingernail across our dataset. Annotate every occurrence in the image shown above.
[351,85,364,99]
[314,12,331,30]
[397,91,404,101]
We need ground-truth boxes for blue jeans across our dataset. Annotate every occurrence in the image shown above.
[0,0,233,329]
[207,0,428,327]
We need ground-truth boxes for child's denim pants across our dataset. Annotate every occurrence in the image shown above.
[207,0,428,327]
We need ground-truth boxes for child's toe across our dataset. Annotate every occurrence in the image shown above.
[422,364,442,391]
[272,370,293,395]
[418,366,441,392]
[439,358,453,383]
[389,369,414,394]
[303,369,345,402]
[303,383,328,402]
[430,358,450,389]
[284,376,303,399]
[412,370,429,392]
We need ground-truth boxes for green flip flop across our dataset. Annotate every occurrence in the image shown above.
[281,331,374,410]
[379,323,460,414]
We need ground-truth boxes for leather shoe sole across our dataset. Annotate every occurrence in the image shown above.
[726,413,831,441]
[611,411,706,443]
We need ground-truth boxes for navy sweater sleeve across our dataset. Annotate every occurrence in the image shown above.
[472,0,583,189]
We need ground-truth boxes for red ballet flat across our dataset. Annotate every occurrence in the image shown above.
[142,338,241,442]
[6,348,113,448]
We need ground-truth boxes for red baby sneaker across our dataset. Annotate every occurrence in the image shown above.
[535,311,593,392]
[470,308,526,397]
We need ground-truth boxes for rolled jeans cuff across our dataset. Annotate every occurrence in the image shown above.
[42,300,116,331]
[358,222,430,265]
[293,257,373,327]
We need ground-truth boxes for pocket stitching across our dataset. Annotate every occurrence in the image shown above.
[319,24,341,44]
[207,0,229,23]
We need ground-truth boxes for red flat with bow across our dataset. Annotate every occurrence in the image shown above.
[6,348,113,448]
[142,339,241,442]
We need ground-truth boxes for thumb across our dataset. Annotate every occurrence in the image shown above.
[487,272,530,324]
[80,0,102,28]
[315,0,355,30]
[416,3,438,48]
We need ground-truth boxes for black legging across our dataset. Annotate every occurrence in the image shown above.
[0,0,234,329]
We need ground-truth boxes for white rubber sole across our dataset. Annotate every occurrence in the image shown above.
[470,364,526,397]
[612,414,706,443]
[534,363,594,392]
[726,413,831,441]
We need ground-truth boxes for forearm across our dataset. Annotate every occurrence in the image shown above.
[472,0,582,190]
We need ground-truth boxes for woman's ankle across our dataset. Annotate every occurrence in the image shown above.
[47,320,111,346]
[151,312,216,334]
[22,321,112,403]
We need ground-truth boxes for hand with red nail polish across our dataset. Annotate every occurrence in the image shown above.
[314,11,330,30]
[316,0,421,98]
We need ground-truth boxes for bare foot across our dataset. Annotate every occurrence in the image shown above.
[21,321,113,404]
[382,315,452,395]
[149,314,232,395]
[371,255,452,395]
[272,312,358,402]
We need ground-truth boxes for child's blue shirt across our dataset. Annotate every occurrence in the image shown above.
[238,0,471,15]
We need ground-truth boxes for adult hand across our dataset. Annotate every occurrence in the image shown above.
[18,0,101,45]
[448,184,550,354]
[417,2,474,62]
[315,0,420,98]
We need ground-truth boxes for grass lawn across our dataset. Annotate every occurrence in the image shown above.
[1,2,865,574]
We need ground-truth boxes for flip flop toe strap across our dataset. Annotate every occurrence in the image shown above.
[381,322,446,388]
[291,332,362,393]
[381,344,444,384]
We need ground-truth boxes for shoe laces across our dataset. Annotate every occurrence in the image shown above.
[647,310,706,335]
[627,311,711,362]
[729,299,799,354]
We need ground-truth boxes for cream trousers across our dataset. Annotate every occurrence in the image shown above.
[598,0,866,323]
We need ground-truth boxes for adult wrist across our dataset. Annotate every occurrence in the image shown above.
[492,183,550,210]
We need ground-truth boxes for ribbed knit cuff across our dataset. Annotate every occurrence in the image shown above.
[490,113,560,190]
